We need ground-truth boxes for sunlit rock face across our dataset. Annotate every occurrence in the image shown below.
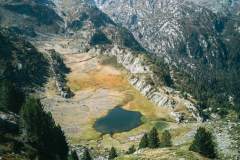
[94,0,230,70]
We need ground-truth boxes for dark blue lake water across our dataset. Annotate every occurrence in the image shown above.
[94,107,142,134]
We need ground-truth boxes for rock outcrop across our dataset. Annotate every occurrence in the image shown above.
[47,49,74,98]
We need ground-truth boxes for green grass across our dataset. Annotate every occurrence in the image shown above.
[154,121,168,130]
[175,149,207,160]
[116,156,139,160]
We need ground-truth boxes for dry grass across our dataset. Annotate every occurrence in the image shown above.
[116,148,208,160]
[68,70,127,91]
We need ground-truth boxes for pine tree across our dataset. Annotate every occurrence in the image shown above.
[161,130,172,147]
[189,127,216,158]
[126,145,136,154]
[148,127,160,148]
[20,97,69,160]
[139,133,148,149]
[82,148,92,160]
[108,147,117,160]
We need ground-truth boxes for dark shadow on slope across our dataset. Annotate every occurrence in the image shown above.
[0,28,49,88]
[3,3,63,25]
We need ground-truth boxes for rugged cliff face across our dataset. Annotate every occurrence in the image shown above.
[94,0,227,66]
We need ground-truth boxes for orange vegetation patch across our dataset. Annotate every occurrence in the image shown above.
[68,69,129,91]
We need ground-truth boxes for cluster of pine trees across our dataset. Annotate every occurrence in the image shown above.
[139,127,172,149]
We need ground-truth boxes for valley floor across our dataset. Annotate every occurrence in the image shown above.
[36,37,239,160]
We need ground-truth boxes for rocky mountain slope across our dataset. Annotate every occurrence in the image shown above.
[94,0,239,69]
[0,0,240,159]
[0,0,63,37]
[33,0,202,122]
[95,0,240,117]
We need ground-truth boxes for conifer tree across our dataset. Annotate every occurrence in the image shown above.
[161,130,172,147]
[148,127,160,148]
[139,133,149,149]
[189,127,216,158]
[82,148,92,160]
[108,147,117,160]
